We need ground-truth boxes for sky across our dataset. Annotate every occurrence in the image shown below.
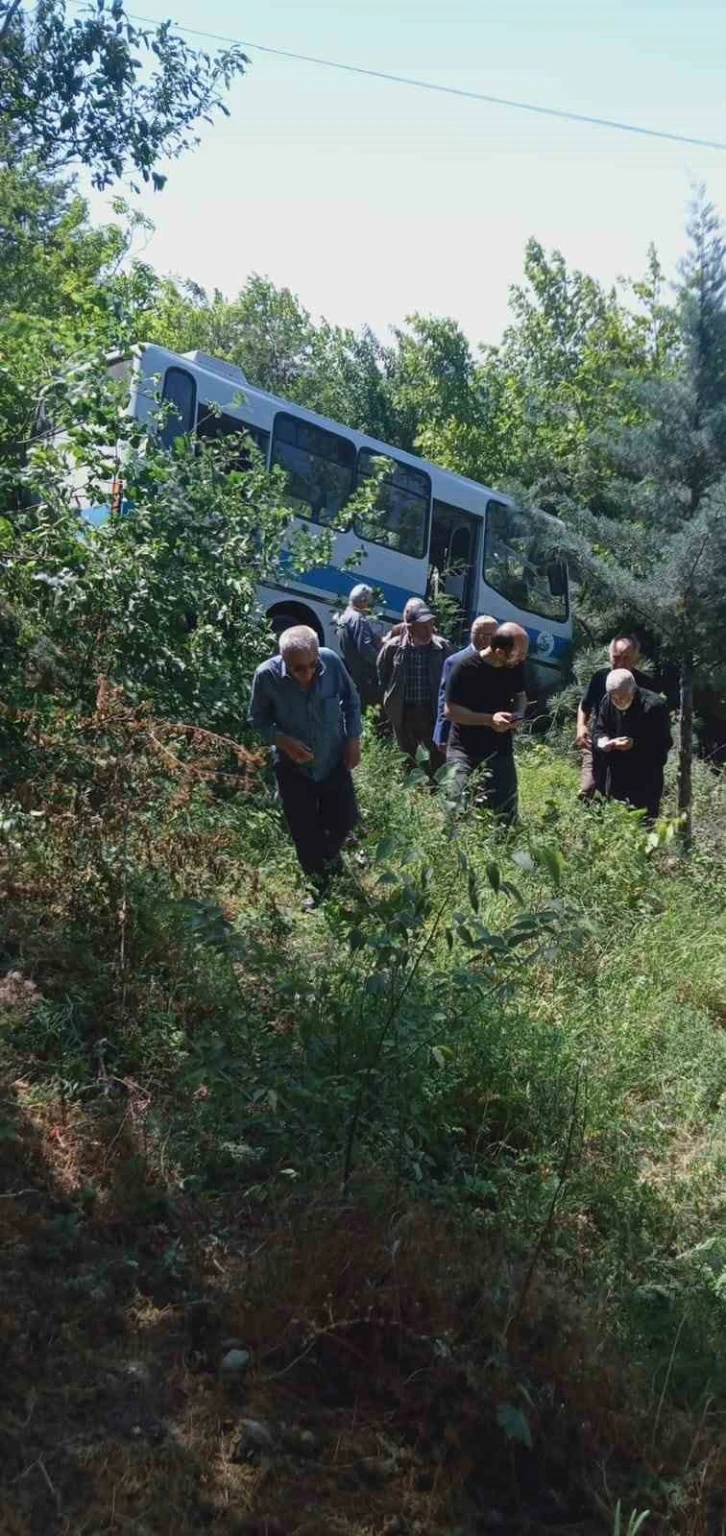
[87,0,726,349]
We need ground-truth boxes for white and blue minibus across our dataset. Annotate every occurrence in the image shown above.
[82,344,572,698]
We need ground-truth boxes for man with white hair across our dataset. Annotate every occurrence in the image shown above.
[248,625,362,901]
[433,615,498,751]
[444,621,529,824]
[576,634,653,799]
[336,583,385,707]
[594,668,672,821]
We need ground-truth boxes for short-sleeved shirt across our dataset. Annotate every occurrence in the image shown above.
[581,668,654,729]
[404,643,432,705]
[447,653,526,761]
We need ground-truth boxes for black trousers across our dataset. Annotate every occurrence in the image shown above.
[446,745,518,824]
[392,703,446,775]
[275,758,359,878]
[608,776,664,825]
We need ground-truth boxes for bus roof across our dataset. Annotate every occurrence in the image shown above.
[135,341,517,511]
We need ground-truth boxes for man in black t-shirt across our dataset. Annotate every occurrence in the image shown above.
[445,622,529,824]
[576,635,655,799]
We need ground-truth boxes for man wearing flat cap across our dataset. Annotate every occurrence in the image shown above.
[377,597,452,774]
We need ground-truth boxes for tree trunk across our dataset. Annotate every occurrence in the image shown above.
[677,652,694,849]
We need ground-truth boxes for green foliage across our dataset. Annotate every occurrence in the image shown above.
[0,165,157,473]
[1,362,341,728]
[0,0,246,190]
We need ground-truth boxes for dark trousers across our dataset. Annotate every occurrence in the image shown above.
[446,745,518,824]
[275,758,358,878]
[608,777,664,825]
[393,703,445,775]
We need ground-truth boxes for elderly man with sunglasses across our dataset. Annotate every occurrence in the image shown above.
[249,625,362,904]
[444,621,529,824]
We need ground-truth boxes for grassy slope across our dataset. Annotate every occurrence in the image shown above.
[3,725,726,1534]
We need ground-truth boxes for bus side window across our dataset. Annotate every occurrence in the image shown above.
[160,368,197,449]
[484,500,568,622]
[196,406,270,467]
[270,412,355,523]
[355,450,430,558]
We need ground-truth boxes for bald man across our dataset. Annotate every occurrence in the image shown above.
[444,622,529,824]
[433,614,498,751]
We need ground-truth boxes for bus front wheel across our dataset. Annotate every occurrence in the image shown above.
[267,604,325,644]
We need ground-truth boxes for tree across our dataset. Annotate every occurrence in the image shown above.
[149,274,400,441]
[541,196,726,845]
[384,314,506,477]
[0,165,158,476]
[0,0,246,190]
[495,240,678,504]
[1,363,337,731]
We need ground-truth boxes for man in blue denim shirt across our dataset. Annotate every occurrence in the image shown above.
[249,625,362,899]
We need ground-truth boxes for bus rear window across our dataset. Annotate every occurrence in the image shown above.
[271,412,355,523]
[160,367,197,449]
[356,450,430,559]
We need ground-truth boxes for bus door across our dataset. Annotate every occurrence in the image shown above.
[428,500,481,624]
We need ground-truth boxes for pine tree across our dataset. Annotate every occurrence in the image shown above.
[542,194,726,845]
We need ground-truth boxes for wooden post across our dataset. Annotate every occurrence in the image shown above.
[677,652,694,849]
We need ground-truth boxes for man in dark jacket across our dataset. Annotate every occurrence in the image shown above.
[576,634,655,799]
[594,668,672,821]
[377,597,452,774]
[336,584,385,707]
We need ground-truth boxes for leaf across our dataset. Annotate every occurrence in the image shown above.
[415,743,430,766]
[512,849,535,872]
[486,861,501,894]
[467,867,479,914]
[534,844,564,887]
[496,1402,533,1449]
[375,836,397,861]
[431,1046,447,1069]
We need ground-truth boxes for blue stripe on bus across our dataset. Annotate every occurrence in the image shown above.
[81,512,570,663]
[290,563,571,659]
[290,562,424,612]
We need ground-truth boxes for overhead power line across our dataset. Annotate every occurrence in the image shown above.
[125,10,726,155]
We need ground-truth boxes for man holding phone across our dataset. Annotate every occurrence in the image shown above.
[594,668,672,822]
[444,622,529,824]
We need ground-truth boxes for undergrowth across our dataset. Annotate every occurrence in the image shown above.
[3,708,726,1532]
